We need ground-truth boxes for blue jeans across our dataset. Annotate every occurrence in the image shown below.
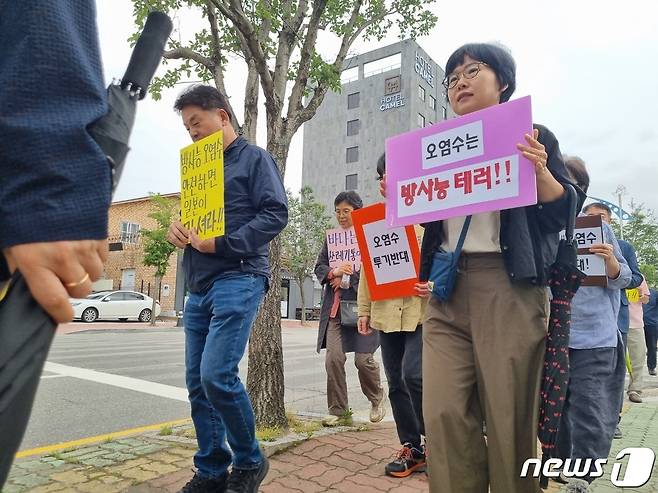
[184,273,266,479]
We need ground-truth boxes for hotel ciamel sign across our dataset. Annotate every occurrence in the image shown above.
[414,51,435,87]
[380,75,405,111]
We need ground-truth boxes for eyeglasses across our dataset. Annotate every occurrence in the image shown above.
[442,62,488,90]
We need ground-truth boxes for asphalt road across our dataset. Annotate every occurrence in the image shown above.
[21,325,385,451]
[20,324,658,452]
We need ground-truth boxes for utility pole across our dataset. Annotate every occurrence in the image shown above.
[615,185,627,240]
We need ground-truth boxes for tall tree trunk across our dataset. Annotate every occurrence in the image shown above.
[241,60,259,143]
[150,274,161,326]
[246,138,290,429]
[298,278,306,326]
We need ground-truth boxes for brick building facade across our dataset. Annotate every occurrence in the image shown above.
[102,193,181,316]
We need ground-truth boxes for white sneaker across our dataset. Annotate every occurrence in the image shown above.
[370,399,386,423]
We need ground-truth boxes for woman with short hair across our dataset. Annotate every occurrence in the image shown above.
[419,43,585,493]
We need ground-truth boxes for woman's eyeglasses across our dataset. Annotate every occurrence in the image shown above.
[442,62,488,90]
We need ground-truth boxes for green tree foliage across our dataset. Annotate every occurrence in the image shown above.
[281,187,332,324]
[142,194,178,324]
[611,201,658,287]
[131,0,437,427]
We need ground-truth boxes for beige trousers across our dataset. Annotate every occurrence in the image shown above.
[325,318,383,415]
[423,254,549,493]
[627,327,647,394]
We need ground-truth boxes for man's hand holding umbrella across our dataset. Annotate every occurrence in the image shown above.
[3,241,107,323]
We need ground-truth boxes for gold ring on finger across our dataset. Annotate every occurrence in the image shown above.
[65,272,90,288]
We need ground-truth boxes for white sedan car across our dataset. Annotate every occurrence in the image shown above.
[70,290,161,323]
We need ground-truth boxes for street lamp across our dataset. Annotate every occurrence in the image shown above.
[615,185,627,240]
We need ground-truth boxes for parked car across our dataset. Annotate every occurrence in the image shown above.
[70,290,161,323]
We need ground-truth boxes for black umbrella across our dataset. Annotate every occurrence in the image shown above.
[0,12,172,487]
[90,10,173,194]
[537,184,586,489]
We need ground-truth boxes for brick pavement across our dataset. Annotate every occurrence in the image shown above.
[4,397,656,492]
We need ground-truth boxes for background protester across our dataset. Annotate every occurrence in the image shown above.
[417,43,584,493]
[583,203,644,350]
[644,285,658,376]
[626,277,650,402]
[556,158,631,492]
[315,191,385,427]
[356,154,430,478]
[582,201,644,436]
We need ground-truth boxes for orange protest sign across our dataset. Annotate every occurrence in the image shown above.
[352,203,421,301]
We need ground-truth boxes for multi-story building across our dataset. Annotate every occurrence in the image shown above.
[302,39,448,209]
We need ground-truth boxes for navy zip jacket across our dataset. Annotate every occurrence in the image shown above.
[183,136,288,294]
[0,0,110,279]
[616,239,644,334]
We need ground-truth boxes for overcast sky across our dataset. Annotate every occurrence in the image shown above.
[97,0,658,215]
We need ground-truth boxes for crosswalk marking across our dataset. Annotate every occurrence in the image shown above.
[44,362,189,402]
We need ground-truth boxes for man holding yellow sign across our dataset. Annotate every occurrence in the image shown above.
[167,85,288,493]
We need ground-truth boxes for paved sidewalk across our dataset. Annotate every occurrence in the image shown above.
[587,401,658,493]
[4,399,656,492]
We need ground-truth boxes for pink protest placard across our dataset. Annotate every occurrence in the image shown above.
[326,227,361,272]
[385,96,537,227]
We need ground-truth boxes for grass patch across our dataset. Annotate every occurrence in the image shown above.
[256,426,284,442]
[45,452,82,466]
[159,426,173,436]
[287,412,322,437]
[174,427,196,439]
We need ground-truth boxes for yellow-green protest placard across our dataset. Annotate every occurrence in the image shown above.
[626,288,640,303]
[180,130,225,240]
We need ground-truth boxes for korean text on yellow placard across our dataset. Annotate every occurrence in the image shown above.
[180,131,225,240]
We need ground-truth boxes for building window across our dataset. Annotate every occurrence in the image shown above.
[347,92,360,109]
[429,94,436,110]
[346,146,359,163]
[442,106,448,119]
[346,174,358,191]
[340,66,359,84]
[417,113,425,128]
[418,85,425,101]
[120,221,140,243]
[347,119,360,136]
[363,53,401,78]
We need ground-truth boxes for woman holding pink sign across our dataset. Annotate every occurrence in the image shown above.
[415,43,586,493]
[314,191,385,427]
